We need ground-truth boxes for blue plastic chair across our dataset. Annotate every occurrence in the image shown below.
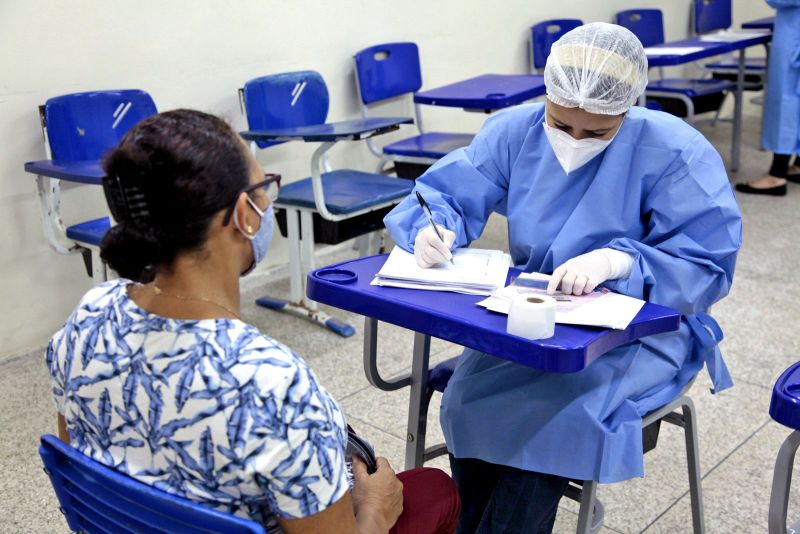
[353,42,474,178]
[240,71,413,336]
[23,90,157,284]
[768,362,800,533]
[530,19,583,72]
[616,9,736,122]
[38,434,265,534]
[616,9,664,48]
[692,0,768,91]
[694,0,732,34]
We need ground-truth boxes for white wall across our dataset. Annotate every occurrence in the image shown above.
[0,0,773,358]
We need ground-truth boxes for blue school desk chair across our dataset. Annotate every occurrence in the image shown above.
[693,0,768,92]
[353,42,474,179]
[421,357,704,534]
[768,362,800,533]
[23,90,158,285]
[239,71,413,336]
[616,8,736,122]
[38,434,265,534]
[530,17,662,112]
[530,19,583,73]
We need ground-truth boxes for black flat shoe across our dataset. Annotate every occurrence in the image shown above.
[735,182,787,196]
[785,173,800,184]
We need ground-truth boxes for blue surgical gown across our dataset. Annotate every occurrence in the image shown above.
[383,104,742,483]
[763,0,800,155]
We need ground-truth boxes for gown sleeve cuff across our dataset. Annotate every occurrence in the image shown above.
[597,247,635,280]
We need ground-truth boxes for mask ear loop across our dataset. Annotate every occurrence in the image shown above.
[232,203,256,241]
[232,195,267,241]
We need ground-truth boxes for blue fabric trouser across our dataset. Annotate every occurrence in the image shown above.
[449,455,570,534]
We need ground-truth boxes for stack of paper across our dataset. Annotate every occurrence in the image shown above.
[372,246,512,295]
[644,46,706,56]
[699,30,770,42]
[477,272,645,330]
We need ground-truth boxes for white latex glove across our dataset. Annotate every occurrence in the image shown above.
[414,225,456,268]
[547,248,634,296]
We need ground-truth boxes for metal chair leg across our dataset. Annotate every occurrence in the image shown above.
[90,248,107,285]
[576,480,603,534]
[405,332,432,470]
[255,207,355,337]
[682,398,706,534]
[769,430,800,534]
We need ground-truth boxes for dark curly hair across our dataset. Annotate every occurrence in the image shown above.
[100,109,251,282]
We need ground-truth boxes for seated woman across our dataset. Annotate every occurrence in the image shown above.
[45,109,459,534]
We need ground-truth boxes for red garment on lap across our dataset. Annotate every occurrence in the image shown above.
[390,467,460,534]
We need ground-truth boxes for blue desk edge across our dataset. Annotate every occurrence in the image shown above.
[306,254,681,373]
[240,117,413,142]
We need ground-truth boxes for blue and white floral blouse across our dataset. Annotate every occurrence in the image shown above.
[46,280,349,532]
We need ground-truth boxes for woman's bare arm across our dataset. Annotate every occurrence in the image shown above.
[57,413,69,444]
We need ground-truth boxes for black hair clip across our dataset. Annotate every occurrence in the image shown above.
[102,174,150,223]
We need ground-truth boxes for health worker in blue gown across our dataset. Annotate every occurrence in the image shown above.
[736,0,800,196]
[384,22,742,533]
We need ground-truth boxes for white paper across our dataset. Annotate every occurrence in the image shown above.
[699,30,770,42]
[476,272,645,330]
[644,46,706,56]
[370,277,494,296]
[374,246,511,295]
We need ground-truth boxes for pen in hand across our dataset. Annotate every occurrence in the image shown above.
[415,191,455,265]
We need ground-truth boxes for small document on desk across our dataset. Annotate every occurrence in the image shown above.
[643,46,706,55]
[476,272,645,330]
[372,246,512,295]
[699,30,770,42]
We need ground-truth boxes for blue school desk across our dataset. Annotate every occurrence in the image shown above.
[645,32,772,172]
[239,117,414,143]
[413,74,546,112]
[742,17,775,31]
[768,361,800,533]
[307,254,681,468]
[23,160,105,185]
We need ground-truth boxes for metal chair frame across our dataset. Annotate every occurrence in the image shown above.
[364,316,706,534]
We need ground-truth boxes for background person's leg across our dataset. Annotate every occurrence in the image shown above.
[736,152,790,195]
[449,455,502,534]
[476,465,570,534]
[390,467,460,534]
[787,154,800,182]
[768,153,792,177]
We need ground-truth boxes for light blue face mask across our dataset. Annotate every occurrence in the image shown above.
[234,199,274,276]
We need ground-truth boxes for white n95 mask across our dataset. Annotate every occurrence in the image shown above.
[542,122,616,174]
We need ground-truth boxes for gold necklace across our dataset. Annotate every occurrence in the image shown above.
[152,285,241,320]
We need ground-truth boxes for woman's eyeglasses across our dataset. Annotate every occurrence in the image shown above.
[222,173,281,225]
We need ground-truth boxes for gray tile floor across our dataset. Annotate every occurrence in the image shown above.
[3,103,800,533]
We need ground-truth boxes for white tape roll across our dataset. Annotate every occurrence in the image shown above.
[506,294,557,340]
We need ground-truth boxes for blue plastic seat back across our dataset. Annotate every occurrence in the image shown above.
[694,0,731,34]
[354,42,423,105]
[38,435,266,534]
[530,19,583,71]
[45,89,157,162]
[243,71,329,148]
[615,9,665,48]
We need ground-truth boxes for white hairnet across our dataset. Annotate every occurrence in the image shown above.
[544,22,649,115]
